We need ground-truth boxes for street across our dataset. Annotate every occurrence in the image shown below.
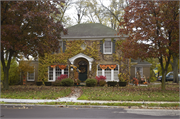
[1,105,179,119]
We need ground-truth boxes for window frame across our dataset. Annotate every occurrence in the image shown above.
[135,67,143,78]
[27,66,35,81]
[103,40,112,54]
[97,64,119,81]
[48,65,69,82]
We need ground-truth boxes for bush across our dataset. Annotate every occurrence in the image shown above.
[95,75,106,81]
[99,80,106,86]
[57,74,68,81]
[60,78,74,86]
[85,79,97,87]
[52,80,61,86]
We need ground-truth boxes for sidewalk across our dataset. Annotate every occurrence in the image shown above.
[0,98,179,104]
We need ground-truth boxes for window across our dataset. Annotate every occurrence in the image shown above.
[48,65,69,81]
[103,41,112,54]
[55,66,62,80]
[105,67,111,81]
[97,64,119,81]
[27,67,35,81]
[135,67,143,78]
[48,66,53,81]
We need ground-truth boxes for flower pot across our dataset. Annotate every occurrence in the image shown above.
[107,81,117,87]
[45,82,52,86]
[119,82,127,87]
[36,82,42,86]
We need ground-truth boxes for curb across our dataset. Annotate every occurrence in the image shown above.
[1,104,180,110]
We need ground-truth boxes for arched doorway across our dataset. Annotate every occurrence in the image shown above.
[78,60,88,82]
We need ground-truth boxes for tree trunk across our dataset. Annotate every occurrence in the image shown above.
[3,67,9,90]
[159,56,170,91]
[1,50,13,90]
[161,69,166,91]
[171,55,179,83]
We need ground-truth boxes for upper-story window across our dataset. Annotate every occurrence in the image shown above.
[103,41,112,54]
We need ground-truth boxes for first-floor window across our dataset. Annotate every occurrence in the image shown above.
[27,66,35,81]
[48,65,69,82]
[135,67,143,78]
[105,67,111,81]
[97,64,119,81]
[49,66,53,81]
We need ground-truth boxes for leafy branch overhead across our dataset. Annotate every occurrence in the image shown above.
[1,1,66,90]
[118,0,179,90]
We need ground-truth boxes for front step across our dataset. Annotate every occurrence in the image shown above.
[74,82,86,86]
[80,82,86,85]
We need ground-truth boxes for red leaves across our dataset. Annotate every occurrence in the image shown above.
[1,1,66,58]
[118,1,179,60]
[57,74,68,81]
[95,75,106,81]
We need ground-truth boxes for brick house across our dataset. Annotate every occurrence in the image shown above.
[23,23,151,85]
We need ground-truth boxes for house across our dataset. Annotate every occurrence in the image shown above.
[22,23,151,85]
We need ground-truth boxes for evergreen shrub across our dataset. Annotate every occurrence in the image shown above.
[61,78,74,86]
[52,80,61,86]
[85,79,97,87]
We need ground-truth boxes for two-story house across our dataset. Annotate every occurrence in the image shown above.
[23,23,151,85]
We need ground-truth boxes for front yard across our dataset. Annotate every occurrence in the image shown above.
[78,84,179,101]
[1,82,179,102]
[1,85,71,99]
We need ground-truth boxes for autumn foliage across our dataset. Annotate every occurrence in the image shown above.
[118,0,179,90]
[1,1,66,89]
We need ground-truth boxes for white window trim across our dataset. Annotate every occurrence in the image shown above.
[27,66,35,81]
[48,65,69,82]
[135,67,143,78]
[97,64,119,81]
[103,40,112,54]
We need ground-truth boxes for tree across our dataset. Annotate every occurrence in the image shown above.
[1,58,20,86]
[73,0,87,24]
[118,1,179,91]
[51,0,74,27]
[100,0,129,29]
[83,0,109,25]
[1,1,66,90]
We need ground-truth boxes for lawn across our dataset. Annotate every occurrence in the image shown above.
[78,83,179,101]
[1,85,71,99]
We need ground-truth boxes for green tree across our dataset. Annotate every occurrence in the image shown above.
[100,0,128,29]
[146,58,159,82]
[1,58,20,86]
[1,1,66,90]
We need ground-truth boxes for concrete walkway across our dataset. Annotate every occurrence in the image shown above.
[0,98,179,104]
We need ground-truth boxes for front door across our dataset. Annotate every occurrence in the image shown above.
[79,65,87,82]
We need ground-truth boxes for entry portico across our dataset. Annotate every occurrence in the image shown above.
[69,53,94,71]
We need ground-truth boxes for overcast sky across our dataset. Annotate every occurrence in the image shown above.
[65,0,111,26]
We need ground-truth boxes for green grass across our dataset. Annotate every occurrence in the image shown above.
[1,85,71,99]
[78,84,179,101]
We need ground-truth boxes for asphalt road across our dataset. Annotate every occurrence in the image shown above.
[1,105,179,119]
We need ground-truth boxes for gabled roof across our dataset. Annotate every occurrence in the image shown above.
[131,59,152,65]
[61,23,122,39]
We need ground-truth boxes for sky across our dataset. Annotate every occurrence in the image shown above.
[64,0,111,26]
